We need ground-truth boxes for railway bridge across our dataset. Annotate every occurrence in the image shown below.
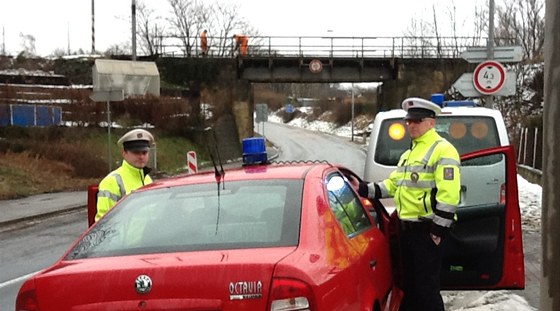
[154,35,482,157]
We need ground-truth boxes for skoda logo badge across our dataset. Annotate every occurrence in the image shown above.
[411,172,419,183]
[135,275,152,294]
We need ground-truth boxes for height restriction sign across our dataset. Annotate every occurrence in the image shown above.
[472,60,506,95]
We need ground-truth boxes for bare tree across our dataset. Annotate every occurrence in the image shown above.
[403,17,433,57]
[494,0,545,61]
[166,0,260,57]
[206,2,261,57]
[137,1,166,56]
[492,0,544,134]
[167,0,202,57]
[446,0,486,57]
[432,5,443,58]
[403,1,489,58]
[19,33,36,57]
[104,42,131,56]
[470,3,488,46]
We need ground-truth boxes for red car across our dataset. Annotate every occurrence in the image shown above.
[16,143,524,311]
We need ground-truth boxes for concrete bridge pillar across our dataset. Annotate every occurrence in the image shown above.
[231,78,253,141]
[379,59,470,111]
[210,60,253,161]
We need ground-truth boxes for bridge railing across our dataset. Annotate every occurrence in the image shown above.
[157,35,495,59]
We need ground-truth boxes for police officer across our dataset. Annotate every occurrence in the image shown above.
[355,97,461,311]
[95,129,155,222]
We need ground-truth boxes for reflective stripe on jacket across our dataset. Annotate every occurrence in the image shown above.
[379,128,461,229]
[95,160,152,222]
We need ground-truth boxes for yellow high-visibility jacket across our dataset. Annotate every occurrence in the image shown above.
[95,160,152,222]
[379,128,461,235]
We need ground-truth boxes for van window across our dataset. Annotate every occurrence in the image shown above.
[374,116,501,166]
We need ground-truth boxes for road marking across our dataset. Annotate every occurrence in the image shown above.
[0,272,37,289]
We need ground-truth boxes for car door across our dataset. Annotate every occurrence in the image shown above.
[441,145,525,289]
[325,171,397,309]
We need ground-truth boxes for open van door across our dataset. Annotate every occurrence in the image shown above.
[441,145,524,289]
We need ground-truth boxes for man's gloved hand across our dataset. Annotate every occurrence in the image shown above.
[430,233,441,245]
[347,175,360,192]
[347,175,381,199]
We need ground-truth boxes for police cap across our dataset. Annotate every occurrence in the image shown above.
[402,97,442,120]
[118,129,154,151]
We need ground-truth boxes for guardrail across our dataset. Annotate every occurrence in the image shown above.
[155,35,503,59]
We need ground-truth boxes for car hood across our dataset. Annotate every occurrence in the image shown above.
[32,247,296,310]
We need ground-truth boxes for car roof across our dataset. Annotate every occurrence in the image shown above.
[139,162,334,191]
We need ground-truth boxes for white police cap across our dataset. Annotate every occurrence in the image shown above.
[401,97,442,120]
[117,129,154,151]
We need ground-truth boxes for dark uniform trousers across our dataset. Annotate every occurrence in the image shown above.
[399,221,446,311]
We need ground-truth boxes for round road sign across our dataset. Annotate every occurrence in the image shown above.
[309,59,323,74]
[472,60,506,95]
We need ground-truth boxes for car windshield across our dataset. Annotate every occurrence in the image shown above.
[67,179,303,259]
[374,116,500,165]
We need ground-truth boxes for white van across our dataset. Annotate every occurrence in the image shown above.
[364,100,510,207]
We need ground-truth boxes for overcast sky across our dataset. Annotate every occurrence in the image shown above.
[1,0,490,57]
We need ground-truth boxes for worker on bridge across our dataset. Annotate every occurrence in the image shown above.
[233,34,248,56]
[200,29,208,56]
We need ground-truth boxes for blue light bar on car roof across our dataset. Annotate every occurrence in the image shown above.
[430,93,445,107]
[242,137,268,165]
[430,93,476,107]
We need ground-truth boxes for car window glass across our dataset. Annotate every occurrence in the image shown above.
[375,116,501,165]
[435,116,500,155]
[460,153,506,207]
[374,119,410,165]
[67,179,303,259]
[326,174,371,236]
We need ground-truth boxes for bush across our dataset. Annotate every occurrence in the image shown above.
[35,141,108,178]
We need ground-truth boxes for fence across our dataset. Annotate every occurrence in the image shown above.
[516,126,543,185]
[155,35,510,59]
[517,126,543,171]
[0,104,62,127]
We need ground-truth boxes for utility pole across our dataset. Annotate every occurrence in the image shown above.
[485,0,495,108]
[131,0,137,61]
[2,26,5,55]
[540,0,560,309]
[91,0,95,53]
[351,83,355,142]
[67,22,70,55]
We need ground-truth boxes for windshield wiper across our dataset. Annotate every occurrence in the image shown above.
[205,127,226,234]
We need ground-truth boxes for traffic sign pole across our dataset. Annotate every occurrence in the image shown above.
[486,0,496,107]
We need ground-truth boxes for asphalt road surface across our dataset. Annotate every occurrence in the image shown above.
[0,209,87,307]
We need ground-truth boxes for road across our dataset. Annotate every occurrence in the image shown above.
[261,121,367,176]
[0,209,87,307]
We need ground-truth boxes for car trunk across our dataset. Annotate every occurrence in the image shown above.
[34,247,296,310]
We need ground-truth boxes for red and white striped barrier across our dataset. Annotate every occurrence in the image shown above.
[187,151,197,174]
